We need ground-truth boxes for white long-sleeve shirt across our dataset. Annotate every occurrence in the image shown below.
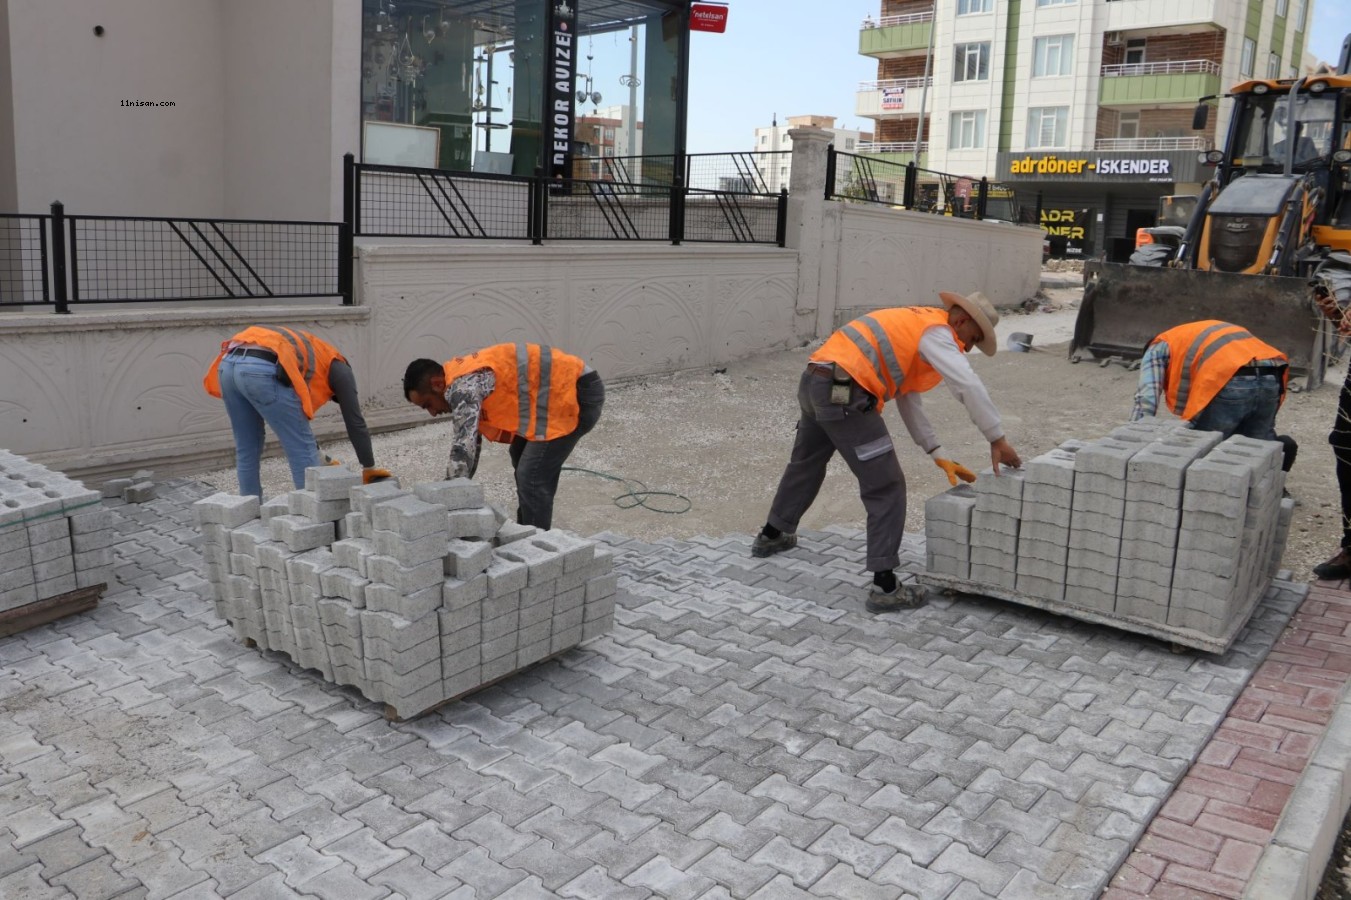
[893,325,1003,455]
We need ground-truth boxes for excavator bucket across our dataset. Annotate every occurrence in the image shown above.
[1072,261,1333,390]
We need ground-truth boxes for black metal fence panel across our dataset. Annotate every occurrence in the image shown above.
[356,163,533,239]
[66,216,342,303]
[0,214,50,306]
[352,159,787,246]
[827,149,1023,223]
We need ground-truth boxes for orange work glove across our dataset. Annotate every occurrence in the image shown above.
[323,455,342,466]
[934,457,977,486]
[362,467,393,485]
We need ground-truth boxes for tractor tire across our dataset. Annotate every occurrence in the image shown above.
[1128,243,1174,267]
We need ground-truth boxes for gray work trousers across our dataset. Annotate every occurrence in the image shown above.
[766,366,906,572]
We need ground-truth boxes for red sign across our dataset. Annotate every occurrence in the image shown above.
[690,3,729,33]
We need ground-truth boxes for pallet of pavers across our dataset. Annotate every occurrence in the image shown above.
[921,420,1295,654]
[0,450,115,637]
[193,468,617,720]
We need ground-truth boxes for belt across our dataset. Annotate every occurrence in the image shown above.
[807,362,835,377]
[1234,364,1285,377]
[226,348,277,363]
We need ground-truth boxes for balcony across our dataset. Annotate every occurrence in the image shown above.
[856,141,930,168]
[1094,136,1207,151]
[860,11,935,58]
[1099,59,1222,105]
[856,77,933,118]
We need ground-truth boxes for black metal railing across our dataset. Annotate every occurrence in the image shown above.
[826,147,1024,223]
[351,153,788,246]
[0,213,50,307]
[0,203,348,313]
[582,151,791,193]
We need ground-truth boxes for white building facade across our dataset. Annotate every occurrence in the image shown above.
[857,0,1313,259]
[754,115,871,194]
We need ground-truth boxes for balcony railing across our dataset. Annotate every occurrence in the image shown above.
[864,10,935,27]
[1101,59,1221,78]
[857,141,930,153]
[857,77,933,91]
[1094,136,1207,151]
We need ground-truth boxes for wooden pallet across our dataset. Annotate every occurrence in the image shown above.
[918,573,1263,655]
[0,584,105,639]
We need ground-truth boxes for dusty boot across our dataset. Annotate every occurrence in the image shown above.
[751,529,796,558]
[1314,548,1351,581]
[866,583,925,613]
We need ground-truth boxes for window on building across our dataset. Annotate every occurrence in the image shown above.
[1124,38,1146,66]
[1289,66,1299,79]
[1276,0,1288,16]
[1027,107,1069,148]
[845,138,856,150]
[760,135,767,145]
[1118,111,1139,139]
[605,127,615,141]
[1294,0,1307,29]
[1036,0,1074,7]
[780,167,787,176]
[1267,53,1281,79]
[954,42,991,82]
[957,0,992,14]
[949,110,987,149]
[1241,37,1256,77]
[1033,35,1074,77]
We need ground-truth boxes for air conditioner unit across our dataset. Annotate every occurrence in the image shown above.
[1105,31,1122,46]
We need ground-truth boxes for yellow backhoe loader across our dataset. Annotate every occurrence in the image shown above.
[1072,36,1351,389]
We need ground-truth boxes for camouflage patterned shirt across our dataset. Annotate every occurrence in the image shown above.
[444,368,496,479]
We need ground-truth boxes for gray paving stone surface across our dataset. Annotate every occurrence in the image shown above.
[0,481,1303,899]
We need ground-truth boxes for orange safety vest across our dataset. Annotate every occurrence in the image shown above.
[203,326,347,420]
[810,307,956,410]
[443,343,586,443]
[1154,320,1288,421]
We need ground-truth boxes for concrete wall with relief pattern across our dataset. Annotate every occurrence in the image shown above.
[0,243,802,478]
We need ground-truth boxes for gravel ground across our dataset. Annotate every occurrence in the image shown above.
[194,287,1345,582]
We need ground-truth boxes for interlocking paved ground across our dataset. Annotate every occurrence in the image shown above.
[0,479,1306,899]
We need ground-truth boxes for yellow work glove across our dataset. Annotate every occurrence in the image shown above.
[934,457,977,487]
[362,467,393,485]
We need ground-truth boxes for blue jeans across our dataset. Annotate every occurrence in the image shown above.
[218,354,319,497]
[1191,374,1282,440]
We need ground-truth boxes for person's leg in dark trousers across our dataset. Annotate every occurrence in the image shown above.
[767,370,905,572]
[1317,367,1351,578]
[511,372,605,529]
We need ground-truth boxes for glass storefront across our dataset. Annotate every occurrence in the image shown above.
[360,0,688,178]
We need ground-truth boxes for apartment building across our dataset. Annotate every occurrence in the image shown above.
[856,0,1312,260]
[754,115,873,194]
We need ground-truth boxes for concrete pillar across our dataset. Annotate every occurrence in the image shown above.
[785,126,839,341]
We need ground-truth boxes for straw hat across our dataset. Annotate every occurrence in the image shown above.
[938,290,999,356]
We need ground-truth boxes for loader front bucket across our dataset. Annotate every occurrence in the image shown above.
[1072,261,1332,390]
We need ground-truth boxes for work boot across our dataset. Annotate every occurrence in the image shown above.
[866,583,926,613]
[751,530,796,558]
[1314,548,1351,581]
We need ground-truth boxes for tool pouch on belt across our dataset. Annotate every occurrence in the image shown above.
[275,363,292,388]
[829,363,852,406]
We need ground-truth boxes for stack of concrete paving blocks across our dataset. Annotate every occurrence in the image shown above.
[1169,435,1285,636]
[1015,446,1078,603]
[1116,430,1222,623]
[0,450,113,614]
[923,426,1292,650]
[194,466,617,718]
[968,469,1024,591]
[924,484,974,579]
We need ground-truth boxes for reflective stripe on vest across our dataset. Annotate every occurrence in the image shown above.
[533,345,554,440]
[1174,322,1234,413]
[271,326,317,386]
[844,314,908,397]
[516,344,532,438]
